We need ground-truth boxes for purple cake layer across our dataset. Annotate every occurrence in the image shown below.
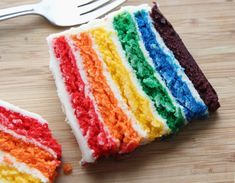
[150,3,220,112]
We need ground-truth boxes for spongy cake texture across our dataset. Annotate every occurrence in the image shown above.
[0,100,61,182]
[48,3,219,163]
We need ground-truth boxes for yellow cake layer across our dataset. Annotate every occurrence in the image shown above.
[0,165,41,183]
[90,28,165,139]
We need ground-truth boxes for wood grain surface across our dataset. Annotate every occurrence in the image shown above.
[0,0,235,182]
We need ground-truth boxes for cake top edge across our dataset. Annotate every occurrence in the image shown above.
[46,3,151,42]
[0,100,48,124]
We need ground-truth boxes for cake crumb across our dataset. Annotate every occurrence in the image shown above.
[63,163,73,175]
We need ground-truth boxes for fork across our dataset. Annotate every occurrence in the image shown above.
[0,0,126,26]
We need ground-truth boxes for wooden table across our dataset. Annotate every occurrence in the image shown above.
[0,0,235,182]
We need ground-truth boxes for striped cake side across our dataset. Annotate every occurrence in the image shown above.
[0,124,60,181]
[48,35,118,163]
[0,100,61,159]
[110,8,186,133]
[88,32,149,142]
[0,100,61,182]
[68,32,141,153]
[89,17,171,140]
[130,6,208,120]
[128,9,186,124]
[47,3,220,163]
[87,20,168,141]
[0,150,48,183]
[150,3,220,112]
[0,150,47,183]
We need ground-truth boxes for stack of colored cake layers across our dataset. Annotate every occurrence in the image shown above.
[0,100,61,183]
[48,4,219,164]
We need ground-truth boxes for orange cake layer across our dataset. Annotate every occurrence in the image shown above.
[90,28,165,139]
[70,33,141,153]
[0,130,60,180]
[0,105,61,158]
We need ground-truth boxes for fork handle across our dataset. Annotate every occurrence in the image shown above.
[0,4,38,21]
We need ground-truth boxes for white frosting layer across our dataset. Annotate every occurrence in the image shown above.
[0,150,48,183]
[0,100,58,158]
[47,37,95,163]
[103,22,169,141]
[0,124,57,159]
[66,36,119,150]
[104,8,172,137]
[0,100,47,124]
[128,10,187,125]
[147,12,207,115]
[127,6,208,120]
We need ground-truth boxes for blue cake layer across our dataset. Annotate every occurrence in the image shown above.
[134,10,208,120]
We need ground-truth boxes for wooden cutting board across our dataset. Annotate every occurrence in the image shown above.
[0,0,235,182]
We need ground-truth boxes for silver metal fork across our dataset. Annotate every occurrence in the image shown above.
[0,0,126,26]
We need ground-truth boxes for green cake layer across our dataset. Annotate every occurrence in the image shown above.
[113,11,185,132]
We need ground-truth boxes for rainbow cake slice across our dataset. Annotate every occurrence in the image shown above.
[0,100,61,182]
[47,3,219,163]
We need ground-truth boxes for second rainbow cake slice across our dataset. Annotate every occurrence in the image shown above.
[47,3,219,164]
[0,100,61,182]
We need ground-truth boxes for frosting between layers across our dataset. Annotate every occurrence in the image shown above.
[134,9,208,120]
[0,130,59,180]
[70,33,140,153]
[0,101,61,181]
[90,27,167,139]
[0,104,61,159]
[0,165,41,183]
[66,36,120,153]
[0,150,47,183]
[0,124,57,160]
[89,33,148,141]
[49,37,95,163]
[150,4,220,112]
[113,11,185,132]
[52,36,117,161]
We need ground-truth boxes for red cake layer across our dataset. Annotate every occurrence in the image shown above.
[53,36,118,158]
[0,106,61,158]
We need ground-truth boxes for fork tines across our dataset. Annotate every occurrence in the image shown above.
[78,0,125,16]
